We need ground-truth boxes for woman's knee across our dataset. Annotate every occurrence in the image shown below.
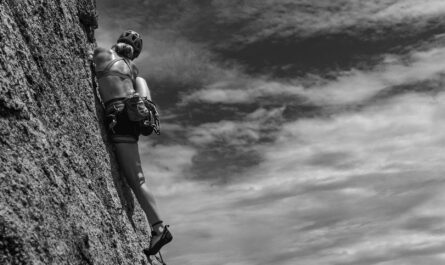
[127,170,146,189]
[136,171,146,185]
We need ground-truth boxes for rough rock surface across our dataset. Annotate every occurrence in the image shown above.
[0,1,156,264]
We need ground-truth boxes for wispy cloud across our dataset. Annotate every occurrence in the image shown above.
[182,47,445,107]
[259,93,445,182]
[182,79,305,104]
[374,0,445,18]
[187,107,284,146]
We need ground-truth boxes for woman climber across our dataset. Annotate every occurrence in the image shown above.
[92,30,172,258]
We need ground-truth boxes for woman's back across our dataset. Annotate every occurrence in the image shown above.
[94,48,137,103]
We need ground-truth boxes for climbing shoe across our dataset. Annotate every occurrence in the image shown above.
[143,225,173,256]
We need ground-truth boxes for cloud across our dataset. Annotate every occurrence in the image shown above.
[374,0,445,18]
[260,93,445,181]
[163,0,445,75]
[150,50,445,265]
[138,140,197,195]
[182,79,305,104]
[181,47,445,108]
[186,106,284,146]
[174,82,444,263]
[183,107,286,183]
[158,91,445,264]
[306,47,445,105]
[333,235,445,265]
[165,170,445,265]
[214,91,445,263]
[213,169,445,264]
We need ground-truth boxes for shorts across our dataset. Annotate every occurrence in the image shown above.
[105,98,141,143]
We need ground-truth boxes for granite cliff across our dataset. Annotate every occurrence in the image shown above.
[0,1,156,264]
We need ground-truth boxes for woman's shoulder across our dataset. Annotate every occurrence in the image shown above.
[93,47,114,63]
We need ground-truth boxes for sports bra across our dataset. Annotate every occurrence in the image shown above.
[96,58,138,82]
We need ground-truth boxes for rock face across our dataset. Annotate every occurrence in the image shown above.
[1,1,153,264]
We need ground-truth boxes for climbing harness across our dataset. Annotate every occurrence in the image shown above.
[125,94,150,121]
[141,98,161,135]
[104,95,160,136]
[125,94,160,135]
[104,98,125,133]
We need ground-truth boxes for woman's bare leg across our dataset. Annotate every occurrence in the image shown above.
[114,142,162,227]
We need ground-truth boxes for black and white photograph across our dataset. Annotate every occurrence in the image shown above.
[1,1,445,264]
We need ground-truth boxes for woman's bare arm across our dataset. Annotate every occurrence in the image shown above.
[135,77,151,100]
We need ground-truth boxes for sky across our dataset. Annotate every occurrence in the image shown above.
[95,1,445,264]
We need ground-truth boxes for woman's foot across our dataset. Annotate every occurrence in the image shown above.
[144,221,173,256]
